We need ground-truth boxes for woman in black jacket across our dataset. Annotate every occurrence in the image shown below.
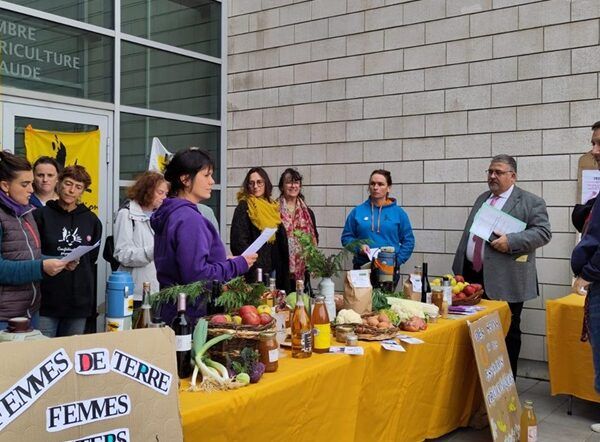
[34,165,102,337]
[230,167,289,292]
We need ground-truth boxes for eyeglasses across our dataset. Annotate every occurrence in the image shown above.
[485,169,514,177]
[249,180,264,188]
[284,180,301,186]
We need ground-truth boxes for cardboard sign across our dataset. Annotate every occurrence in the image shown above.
[0,328,182,442]
[468,311,521,441]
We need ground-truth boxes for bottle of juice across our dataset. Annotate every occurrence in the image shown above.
[311,295,331,353]
[291,280,312,359]
[520,400,537,442]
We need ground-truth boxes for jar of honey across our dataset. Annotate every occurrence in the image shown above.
[431,286,444,312]
[258,331,279,372]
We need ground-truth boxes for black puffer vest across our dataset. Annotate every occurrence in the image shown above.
[0,203,42,320]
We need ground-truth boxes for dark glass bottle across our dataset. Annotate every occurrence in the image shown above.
[171,293,192,378]
[207,279,223,315]
[421,262,431,303]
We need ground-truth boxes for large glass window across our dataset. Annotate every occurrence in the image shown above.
[122,0,220,58]
[0,9,113,101]
[121,41,220,118]
[8,0,113,29]
[119,113,220,181]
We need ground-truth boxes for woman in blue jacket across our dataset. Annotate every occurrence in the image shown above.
[341,169,415,283]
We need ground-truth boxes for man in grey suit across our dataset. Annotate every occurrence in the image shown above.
[453,154,551,377]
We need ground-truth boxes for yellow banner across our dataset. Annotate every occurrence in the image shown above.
[24,125,100,214]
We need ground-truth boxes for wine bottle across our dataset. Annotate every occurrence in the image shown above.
[207,279,223,315]
[421,262,431,303]
[171,293,192,378]
[134,282,152,329]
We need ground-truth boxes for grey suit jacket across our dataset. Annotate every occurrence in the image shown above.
[452,186,551,303]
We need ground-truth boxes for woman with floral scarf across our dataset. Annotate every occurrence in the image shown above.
[278,168,318,293]
[230,167,290,293]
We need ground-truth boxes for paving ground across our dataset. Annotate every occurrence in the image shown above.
[431,377,600,441]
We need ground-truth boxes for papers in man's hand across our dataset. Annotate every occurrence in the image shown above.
[60,241,100,262]
[366,247,380,261]
[469,202,526,242]
[242,227,277,256]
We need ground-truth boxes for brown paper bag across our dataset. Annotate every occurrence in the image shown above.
[343,270,372,314]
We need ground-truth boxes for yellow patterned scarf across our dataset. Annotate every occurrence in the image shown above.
[238,194,281,242]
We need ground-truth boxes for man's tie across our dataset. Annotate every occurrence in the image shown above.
[472,196,500,272]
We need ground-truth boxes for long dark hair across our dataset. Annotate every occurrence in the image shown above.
[164,147,214,197]
[0,150,32,182]
[240,167,273,201]
[278,168,305,200]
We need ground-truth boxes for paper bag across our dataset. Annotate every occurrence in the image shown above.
[343,270,372,314]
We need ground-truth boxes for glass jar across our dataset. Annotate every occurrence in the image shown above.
[431,286,444,312]
[346,333,358,347]
[336,325,354,344]
[258,331,279,372]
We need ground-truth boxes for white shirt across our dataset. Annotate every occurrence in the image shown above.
[466,185,514,263]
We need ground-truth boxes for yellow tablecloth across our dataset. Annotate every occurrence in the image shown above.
[546,294,600,403]
[180,300,510,442]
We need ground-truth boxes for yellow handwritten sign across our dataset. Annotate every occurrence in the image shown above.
[24,125,100,214]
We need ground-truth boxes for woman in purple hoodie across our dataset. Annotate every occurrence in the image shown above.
[151,148,257,324]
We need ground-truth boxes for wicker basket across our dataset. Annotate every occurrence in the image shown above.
[205,315,276,363]
[452,289,484,306]
[335,312,399,341]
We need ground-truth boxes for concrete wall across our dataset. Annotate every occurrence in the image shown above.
[226,0,600,362]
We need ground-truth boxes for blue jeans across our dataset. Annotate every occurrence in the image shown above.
[587,284,600,392]
[39,316,86,338]
[0,311,40,331]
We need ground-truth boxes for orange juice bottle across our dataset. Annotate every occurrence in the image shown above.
[520,400,537,442]
[291,280,312,359]
[311,295,331,353]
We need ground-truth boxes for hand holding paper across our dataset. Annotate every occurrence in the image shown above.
[242,227,277,257]
[60,241,101,262]
[469,203,526,243]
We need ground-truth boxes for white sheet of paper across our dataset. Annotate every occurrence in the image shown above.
[349,269,371,288]
[329,346,364,355]
[381,340,405,352]
[366,247,380,261]
[397,335,425,345]
[60,241,100,262]
[469,202,526,242]
[242,227,277,256]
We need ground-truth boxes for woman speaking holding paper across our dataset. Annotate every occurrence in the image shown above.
[151,148,257,324]
[230,167,290,292]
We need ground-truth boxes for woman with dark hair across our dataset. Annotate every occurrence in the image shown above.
[34,165,102,337]
[0,151,67,330]
[341,169,414,284]
[230,167,290,291]
[151,148,257,324]
[30,156,60,208]
[278,168,318,291]
[113,171,168,302]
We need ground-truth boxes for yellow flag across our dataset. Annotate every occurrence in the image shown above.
[24,125,100,214]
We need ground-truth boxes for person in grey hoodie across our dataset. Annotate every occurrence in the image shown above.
[151,148,257,324]
[113,171,168,302]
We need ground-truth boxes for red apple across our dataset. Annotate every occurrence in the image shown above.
[463,285,476,297]
[239,305,258,316]
[210,314,229,324]
[471,283,483,292]
[457,292,467,299]
[454,275,465,283]
[259,313,272,325]
[241,312,260,326]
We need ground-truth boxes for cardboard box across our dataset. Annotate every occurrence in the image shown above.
[0,328,182,441]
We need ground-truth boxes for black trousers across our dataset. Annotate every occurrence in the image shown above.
[462,259,523,378]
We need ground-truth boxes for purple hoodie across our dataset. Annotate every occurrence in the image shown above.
[151,197,249,323]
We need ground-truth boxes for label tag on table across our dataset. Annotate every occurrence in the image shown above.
[329,346,364,355]
[381,340,405,352]
[397,335,425,345]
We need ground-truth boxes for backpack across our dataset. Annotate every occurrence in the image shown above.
[103,201,132,272]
